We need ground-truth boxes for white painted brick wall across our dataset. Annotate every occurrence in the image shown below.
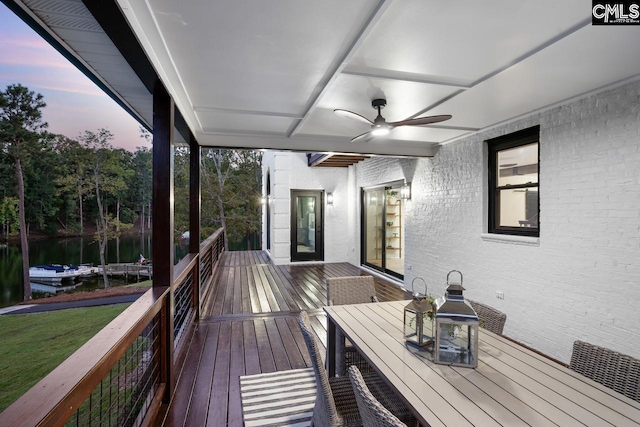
[352,79,640,363]
[262,152,350,264]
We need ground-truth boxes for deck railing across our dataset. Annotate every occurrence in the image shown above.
[0,228,226,427]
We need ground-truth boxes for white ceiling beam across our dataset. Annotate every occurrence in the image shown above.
[196,133,440,157]
[341,65,472,89]
[287,0,395,138]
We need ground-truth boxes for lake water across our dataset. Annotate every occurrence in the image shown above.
[0,234,189,309]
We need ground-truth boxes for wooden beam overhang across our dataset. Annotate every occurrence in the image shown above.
[307,153,370,167]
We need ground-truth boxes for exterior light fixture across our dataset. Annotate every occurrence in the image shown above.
[261,196,266,205]
[401,182,411,200]
[434,270,479,368]
[327,192,334,205]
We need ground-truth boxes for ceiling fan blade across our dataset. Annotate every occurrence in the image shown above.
[334,109,374,125]
[351,131,371,142]
[389,114,452,127]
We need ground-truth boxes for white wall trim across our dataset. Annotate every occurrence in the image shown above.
[480,234,540,246]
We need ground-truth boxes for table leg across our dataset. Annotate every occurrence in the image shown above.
[336,329,345,377]
[327,319,336,377]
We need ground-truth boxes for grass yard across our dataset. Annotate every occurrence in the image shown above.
[0,304,129,412]
[125,279,152,288]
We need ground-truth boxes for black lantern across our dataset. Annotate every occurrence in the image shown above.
[404,278,435,347]
[434,270,479,368]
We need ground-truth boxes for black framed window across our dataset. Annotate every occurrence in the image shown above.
[488,126,540,237]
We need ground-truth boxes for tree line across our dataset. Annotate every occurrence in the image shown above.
[0,84,262,300]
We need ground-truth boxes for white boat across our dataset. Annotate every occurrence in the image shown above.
[76,264,103,277]
[29,264,82,283]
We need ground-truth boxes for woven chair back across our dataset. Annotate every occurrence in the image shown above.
[570,340,640,403]
[297,311,340,426]
[327,276,377,306]
[348,366,407,427]
[467,299,507,335]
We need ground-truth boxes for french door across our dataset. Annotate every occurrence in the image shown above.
[362,185,404,279]
[290,190,324,262]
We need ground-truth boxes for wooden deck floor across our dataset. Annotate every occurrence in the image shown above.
[160,251,409,427]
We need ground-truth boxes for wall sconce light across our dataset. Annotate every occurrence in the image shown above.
[327,192,334,205]
[261,196,267,205]
[401,182,411,200]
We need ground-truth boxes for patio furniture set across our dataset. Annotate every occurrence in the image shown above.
[243,274,640,427]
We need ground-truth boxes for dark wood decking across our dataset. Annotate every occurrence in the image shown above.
[160,251,409,427]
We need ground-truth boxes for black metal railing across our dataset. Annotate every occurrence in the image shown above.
[173,270,193,347]
[200,247,212,297]
[65,315,160,427]
[199,227,225,299]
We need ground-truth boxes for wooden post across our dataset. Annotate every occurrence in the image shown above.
[189,131,201,318]
[152,81,175,401]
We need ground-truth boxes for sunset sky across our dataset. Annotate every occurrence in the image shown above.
[0,3,149,152]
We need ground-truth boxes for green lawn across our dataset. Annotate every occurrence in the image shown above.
[0,304,129,412]
[125,279,152,288]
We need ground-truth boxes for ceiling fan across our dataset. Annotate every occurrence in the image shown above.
[334,99,452,142]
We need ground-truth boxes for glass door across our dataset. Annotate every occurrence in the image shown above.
[290,190,323,261]
[384,189,403,276]
[362,185,404,279]
[363,188,385,269]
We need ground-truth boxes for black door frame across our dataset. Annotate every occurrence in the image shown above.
[266,170,271,251]
[360,184,404,280]
[290,190,324,262]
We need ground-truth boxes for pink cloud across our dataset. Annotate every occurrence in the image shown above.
[0,34,74,70]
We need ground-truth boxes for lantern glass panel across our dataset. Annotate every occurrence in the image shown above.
[435,318,478,367]
[404,308,419,344]
[404,302,434,347]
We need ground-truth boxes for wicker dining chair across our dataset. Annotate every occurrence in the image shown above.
[327,276,378,374]
[327,276,379,306]
[348,366,408,427]
[467,299,507,335]
[570,340,640,403]
[297,311,416,427]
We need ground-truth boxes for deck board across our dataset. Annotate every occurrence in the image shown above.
[160,251,410,426]
[185,323,218,427]
[227,321,245,427]
[207,322,231,427]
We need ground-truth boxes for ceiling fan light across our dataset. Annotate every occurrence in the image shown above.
[371,126,390,136]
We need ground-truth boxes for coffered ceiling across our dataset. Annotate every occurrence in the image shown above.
[5,0,640,157]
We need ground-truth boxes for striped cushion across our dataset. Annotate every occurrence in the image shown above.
[240,368,317,427]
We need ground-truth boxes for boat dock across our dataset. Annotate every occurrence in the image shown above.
[104,263,153,281]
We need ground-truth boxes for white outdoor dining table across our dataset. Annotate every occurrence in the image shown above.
[324,300,640,427]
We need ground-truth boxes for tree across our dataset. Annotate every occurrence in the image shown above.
[52,135,93,234]
[226,150,262,248]
[0,196,19,238]
[202,149,231,249]
[136,127,153,232]
[199,149,262,250]
[0,84,47,301]
[132,146,152,234]
[23,135,59,233]
[173,147,190,241]
[80,129,132,287]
